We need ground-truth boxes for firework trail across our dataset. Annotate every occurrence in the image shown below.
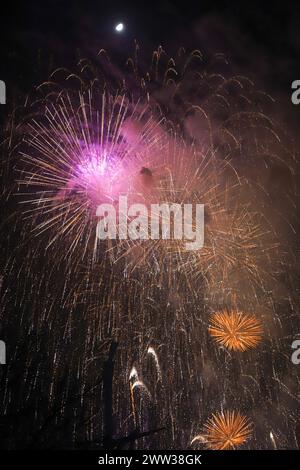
[270,431,277,449]
[147,347,162,381]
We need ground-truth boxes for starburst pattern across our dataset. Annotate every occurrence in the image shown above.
[200,411,252,450]
[208,310,263,351]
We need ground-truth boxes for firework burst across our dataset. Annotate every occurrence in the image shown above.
[17,87,168,266]
[192,411,252,450]
[16,81,241,277]
[208,310,263,351]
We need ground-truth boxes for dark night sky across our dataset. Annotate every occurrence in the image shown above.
[1,1,300,94]
[1,1,300,161]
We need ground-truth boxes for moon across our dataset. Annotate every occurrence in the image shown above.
[115,23,124,32]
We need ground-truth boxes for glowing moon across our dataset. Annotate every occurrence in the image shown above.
[115,23,124,32]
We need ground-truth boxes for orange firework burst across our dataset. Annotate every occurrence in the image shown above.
[208,310,263,351]
[200,411,252,450]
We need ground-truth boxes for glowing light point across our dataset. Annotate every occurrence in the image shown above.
[115,23,124,32]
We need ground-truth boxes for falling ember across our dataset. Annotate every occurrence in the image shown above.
[270,431,277,449]
[129,366,139,381]
[147,346,162,381]
[199,411,252,450]
[208,310,263,352]
[191,434,207,445]
[129,369,138,428]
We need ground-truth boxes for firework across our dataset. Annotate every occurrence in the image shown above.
[14,48,286,308]
[18,88,167,265]
[18,86,268,291]
[1,46,298,451]
[208,310,263,351]
[147,346,162,381]
[193,411,252,450]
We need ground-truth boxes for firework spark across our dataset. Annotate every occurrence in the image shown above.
[147,346,162,380]
[208,310,263,351]
[129,366,139,381]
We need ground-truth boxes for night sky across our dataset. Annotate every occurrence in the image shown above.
[1,1,300,91]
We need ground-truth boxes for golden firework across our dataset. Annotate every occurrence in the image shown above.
[201,411,252,450]
[208,310,263,351]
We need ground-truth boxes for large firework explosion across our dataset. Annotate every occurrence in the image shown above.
[0,47,299,450]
